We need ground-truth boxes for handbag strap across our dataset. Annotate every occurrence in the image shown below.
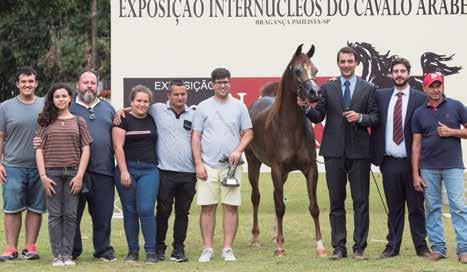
[75,116,82,153]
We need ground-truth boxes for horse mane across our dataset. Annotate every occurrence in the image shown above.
[265,67,292,128]
[348,41,397,84]
[421,52,463,75]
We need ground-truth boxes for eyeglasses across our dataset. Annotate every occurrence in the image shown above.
[88,107,95,120]
[214,80,230,86]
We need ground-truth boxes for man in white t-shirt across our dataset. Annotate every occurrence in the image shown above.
[192,68,253,262]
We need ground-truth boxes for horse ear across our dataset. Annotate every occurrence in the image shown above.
[295,44,304,56]
[306,45,315,58]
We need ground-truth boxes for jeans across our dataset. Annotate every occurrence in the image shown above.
[73,173,115,258]
[2,166,46,214]
[115,161,159,253]
[45,167,80,258]
[156,170,196,250]
[421,168,467,257]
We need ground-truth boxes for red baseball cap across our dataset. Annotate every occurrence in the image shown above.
[423,73,444,87]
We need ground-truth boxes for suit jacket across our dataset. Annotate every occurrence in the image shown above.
[306,77,379,159]
[370,87,427,166]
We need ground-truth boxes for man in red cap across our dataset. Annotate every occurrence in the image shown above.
[412,73,467,264]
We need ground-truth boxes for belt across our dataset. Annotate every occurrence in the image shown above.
[384,155,407,160]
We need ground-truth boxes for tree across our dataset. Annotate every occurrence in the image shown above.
[0,0,110,99]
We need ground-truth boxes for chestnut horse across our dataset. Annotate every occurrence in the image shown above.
[245,44,326,257]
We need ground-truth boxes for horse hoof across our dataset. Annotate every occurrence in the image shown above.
[274,249,285,257]
[316,248,327,257]
[250,240,262,248]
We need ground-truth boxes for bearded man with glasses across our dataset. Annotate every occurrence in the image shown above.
[69,69,117,262]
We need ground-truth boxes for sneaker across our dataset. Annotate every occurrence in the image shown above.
[221,248,237,262]
[124,252,139,262]
[0,250,18,261]
[170,247,188,262]
[198,248,213,263]
[156,247,166,261]
[145,252,158,264]
[21,248,40,260]
[63,256,76,266]
[99,252,117,262]
[51,256,65,266]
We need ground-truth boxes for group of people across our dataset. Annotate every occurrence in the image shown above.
[298,47,467,264]
[0,66,253,266]
[0,68,116,266]
[0,46,466,266]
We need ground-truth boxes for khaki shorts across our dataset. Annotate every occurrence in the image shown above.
[197,164,242,206]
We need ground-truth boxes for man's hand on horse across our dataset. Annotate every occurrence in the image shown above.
[195,164,208,181]
[229,150,241,167]
[297,97,311,110]
[343,110,361,123]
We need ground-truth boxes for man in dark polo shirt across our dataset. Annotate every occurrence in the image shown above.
[412,73,467,264]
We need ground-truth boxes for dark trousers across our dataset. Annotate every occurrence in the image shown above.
[46,167,79,258]
[380,156,427,254]
[324,157,370,254]
[156,170,196,250]
[73,172,115,258]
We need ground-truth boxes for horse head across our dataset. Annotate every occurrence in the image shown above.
[287,44,319,101]
[421,52,463,76]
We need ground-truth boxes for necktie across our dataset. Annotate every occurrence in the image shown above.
[343,81,351,109]
[393,92,404,145]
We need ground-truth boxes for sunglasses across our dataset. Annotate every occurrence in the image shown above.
[88,107,95,120]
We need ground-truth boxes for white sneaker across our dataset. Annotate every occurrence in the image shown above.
[63,256,76,266]
[222,248,237,261]
[51,256,64,266]
[198,248,213,262]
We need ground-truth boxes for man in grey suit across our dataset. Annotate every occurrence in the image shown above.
[297,46,379,260]
[370,58,430,259]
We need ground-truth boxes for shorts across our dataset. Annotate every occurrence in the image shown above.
[2,166,46,214]
[197,164,242,206]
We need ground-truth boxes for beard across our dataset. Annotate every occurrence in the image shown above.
[394,77,409,87]
[78,90,97,103]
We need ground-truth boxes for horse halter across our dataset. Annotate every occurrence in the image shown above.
[292,65,318,100]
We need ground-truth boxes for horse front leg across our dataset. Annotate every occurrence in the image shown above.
[304,164,327,257]
[245,149,262,248]
[271,165,286,256]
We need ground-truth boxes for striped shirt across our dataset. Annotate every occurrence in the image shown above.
[36,116,93,168]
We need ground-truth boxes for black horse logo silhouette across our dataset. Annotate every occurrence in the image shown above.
[348,41,462,90]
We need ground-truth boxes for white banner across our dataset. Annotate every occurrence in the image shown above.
[112,0,467,167]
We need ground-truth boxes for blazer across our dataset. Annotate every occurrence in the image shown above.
[370,87,427,166]
[306,77,379,159]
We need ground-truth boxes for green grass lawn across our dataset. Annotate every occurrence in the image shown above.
[0,172,465,271]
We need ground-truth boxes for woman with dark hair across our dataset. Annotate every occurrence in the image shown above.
[112,84,159,263]
[35,83,93,266]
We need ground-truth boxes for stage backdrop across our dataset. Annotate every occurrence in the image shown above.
[111,0,467,168]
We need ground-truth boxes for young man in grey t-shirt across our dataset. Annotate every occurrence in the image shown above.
[0,67,45,261]
[192,68,253,262]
